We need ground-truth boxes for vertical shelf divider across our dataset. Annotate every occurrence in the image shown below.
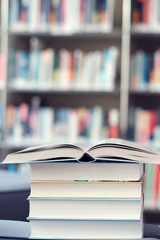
[1,0,8,157]
[120,0,131,138]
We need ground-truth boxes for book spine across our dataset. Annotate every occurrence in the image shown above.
[152,164,160,208]
[9,0,19,31]
[19,102,29,137]
[143,0,150,25]
[144,164,154,209]
[108,108,119,138]
[40,0,51,30]
[28,0,40,31]
[7,104,15,139]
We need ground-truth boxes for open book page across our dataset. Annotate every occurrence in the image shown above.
[89,138,153,153]
[2,145,84,164]
[14,143,84,154]
[2,138,160,164]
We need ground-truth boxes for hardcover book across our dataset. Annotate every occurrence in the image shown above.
[3,138,160,164]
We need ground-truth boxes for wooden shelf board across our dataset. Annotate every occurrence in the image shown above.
[7,88,120,96]
[8,29,122,39]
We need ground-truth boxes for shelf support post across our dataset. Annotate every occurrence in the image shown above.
[120,0,131,138]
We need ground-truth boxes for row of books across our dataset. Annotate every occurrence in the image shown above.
[130,49,160,92]
[8,0,114,33]
[128,107,160,147]
[6,99,119,146]
[144,163,160,210]
[8,46,119,91]
[131,0,160,31]
[3,140,146,239]
[128,106,160,210]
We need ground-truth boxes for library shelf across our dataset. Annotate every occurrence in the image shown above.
[131,30,160,38]
[8,29,122,39]
[129,91,160,97]
[131,25,160,33]
[7,87,120,96]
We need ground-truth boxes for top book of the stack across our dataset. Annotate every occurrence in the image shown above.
[2,139,160,165]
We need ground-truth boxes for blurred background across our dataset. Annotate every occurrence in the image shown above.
[0,0,160,225]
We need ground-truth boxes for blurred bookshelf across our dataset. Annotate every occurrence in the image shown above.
[0,0,122,155]
[128,0,160,216]
[0,0,7,162]
[0,0,160,218]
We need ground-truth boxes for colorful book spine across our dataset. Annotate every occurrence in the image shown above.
[152,164,160,209]
[144,163,160,210]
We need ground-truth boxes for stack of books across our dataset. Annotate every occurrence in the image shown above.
[2,139,160,239]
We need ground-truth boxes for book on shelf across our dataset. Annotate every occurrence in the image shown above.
[152,164,160,208]
[8,0,115,33]
[3,138,160,239]
[108,108,119,138]
[144,164,154,209]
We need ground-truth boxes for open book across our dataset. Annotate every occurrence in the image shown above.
[2,138,160,164]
